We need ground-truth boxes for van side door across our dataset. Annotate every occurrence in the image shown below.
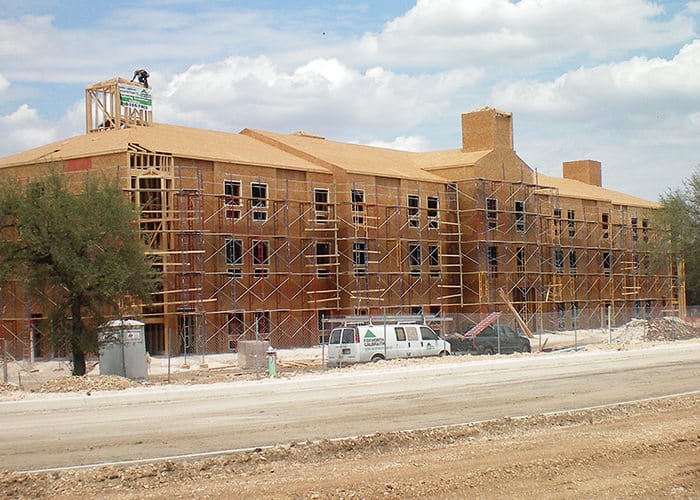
[328,327,359,364]
[394,326,409,358]
[404,325,420,357]
[420,326,441,356]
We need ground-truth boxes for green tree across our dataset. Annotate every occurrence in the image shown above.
[653,166,700,305]
[0,168,156,375]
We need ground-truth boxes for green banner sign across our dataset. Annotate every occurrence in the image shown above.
[118,84,152,111]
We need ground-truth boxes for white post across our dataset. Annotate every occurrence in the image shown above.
[2,339,7,383]
[254,314,260,379]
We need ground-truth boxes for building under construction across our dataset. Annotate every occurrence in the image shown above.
[0,77,684,358]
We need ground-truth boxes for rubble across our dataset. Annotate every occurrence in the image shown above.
[34,375,140,393]
[644,317,700,342]
[608,317,700,345]
[0,382,19,394]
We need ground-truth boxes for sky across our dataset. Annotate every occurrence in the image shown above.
[1,0,699,201]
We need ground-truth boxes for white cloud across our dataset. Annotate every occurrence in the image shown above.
[0,15,55,58]
[0,105,59,155]
[0,73,9,94]
[494,40,700,123]
[356,0,694,70]
[359,135,432,152]
[158,56,482,141]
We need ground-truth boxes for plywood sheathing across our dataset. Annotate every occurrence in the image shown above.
[242,128,445,182]
[536,173,658,209]
[0,123,329,173]
[461,107,514,152]
[563,160,602,187]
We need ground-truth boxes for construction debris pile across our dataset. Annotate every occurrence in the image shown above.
[605,317,699,345]
[0,382,19,394]
[34,375,140,393]
[644,317,700,341]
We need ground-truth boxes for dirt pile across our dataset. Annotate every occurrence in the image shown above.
[0,382,19,394]
[645,317,700,341]
[611,317,700,345]
[34,375,140,393]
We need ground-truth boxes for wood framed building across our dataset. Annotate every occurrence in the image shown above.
[0,78,683,359]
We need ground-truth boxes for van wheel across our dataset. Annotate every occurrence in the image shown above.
[371,354,385,362]
[438,350,449,357]
[483,346,494,355]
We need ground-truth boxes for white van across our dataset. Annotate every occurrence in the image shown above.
[326,323,451,367]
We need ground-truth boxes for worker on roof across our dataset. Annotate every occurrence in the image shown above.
[131,69,150,88]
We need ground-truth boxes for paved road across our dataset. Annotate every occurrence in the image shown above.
[1,343,699,472]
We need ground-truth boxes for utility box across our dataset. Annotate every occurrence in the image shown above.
[98,319,148,380]
[237,340,270,369]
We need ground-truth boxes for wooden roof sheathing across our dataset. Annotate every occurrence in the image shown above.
[414,149,491,170]
[242,129,447,182]
[0,123,329,173]
[537,173,658,208]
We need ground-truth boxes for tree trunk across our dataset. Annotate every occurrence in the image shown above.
[72,346,86,376]
[71,302,86,376]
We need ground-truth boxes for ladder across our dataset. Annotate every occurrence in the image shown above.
[464,311,501,337]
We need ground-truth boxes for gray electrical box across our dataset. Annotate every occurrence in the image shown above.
[98,319,148,380]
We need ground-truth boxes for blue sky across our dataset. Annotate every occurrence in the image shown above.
[1,0,699,200]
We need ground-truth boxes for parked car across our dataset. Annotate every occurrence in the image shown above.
[449,324,531,355]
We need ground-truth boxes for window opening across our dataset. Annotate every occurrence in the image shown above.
[251,182,268,221]
[488,245,498,274]
[316,241,332,277]
[314,188,329,222]
[224,180,241,219]
[352,189,365,225]
[487,198,498,230]
[252,239,269,278]
[227,312,244,351]
[555,248,564,273]
[428,245,440,278]
[408,194,420,228]
[515,200,526,232]
[516,247,525,272]
[254,311,270,337]
[427,196,439,230]
[569,250,578,274]
[225,238,243,265]
[408,242,421,277]
[602,212,609,239]
[353,240,368,277]
[567,209,576,237]
[553,208,562,236]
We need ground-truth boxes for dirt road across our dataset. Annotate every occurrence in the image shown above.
[1,393,698,498]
